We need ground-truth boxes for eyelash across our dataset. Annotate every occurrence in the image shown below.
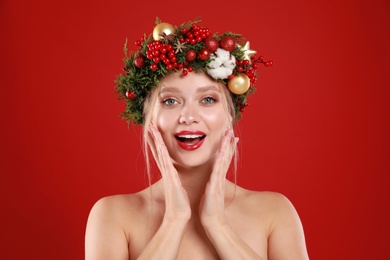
[162,98,178,106]
[201,96,217,104]
[161,96,218,106]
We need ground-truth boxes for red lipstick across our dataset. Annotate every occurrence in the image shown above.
[175,131,206,151]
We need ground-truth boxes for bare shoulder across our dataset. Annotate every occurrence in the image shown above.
[232,186,309,259]
[233,186,297,217]
[89,191,148,218]
[85,190,151,260]
[235,187,304,234]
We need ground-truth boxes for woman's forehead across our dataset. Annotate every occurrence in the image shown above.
[159,72,222,93]
[159,85,220,94]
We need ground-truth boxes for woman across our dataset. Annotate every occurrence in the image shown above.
[85,18,309,259]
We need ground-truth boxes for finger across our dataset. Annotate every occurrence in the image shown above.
[148,125,169,171]
[210,129,236,185]
[147,126,163,170]
[148,126,182,188]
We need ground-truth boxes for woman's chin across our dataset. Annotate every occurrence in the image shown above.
[172,155,216,171]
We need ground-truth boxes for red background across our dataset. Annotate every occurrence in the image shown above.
[1,0,389,259]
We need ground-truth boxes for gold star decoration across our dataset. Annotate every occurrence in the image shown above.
[238,41,257,62]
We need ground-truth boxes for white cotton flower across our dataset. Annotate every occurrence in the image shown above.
[208,57,223,69]
[223,59,236,70]
[206,48,236,80]
[207,67,233,79]
[215,48,231,62]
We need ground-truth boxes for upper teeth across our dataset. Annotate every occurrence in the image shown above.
[178,135,203,139]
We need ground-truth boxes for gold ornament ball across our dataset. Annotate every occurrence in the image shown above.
[153,23,175,41]
[228,73,251,94]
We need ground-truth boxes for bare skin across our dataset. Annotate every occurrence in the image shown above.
[85,72,309,259]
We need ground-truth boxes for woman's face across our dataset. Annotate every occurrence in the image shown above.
[152,72,231,169]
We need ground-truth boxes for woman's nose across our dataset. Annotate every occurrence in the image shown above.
[179,103,199,125]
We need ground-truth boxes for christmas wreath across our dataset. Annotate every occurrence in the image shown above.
[115,17,272,125]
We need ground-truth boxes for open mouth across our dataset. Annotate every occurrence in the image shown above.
[176,134,205,144]
[175,132,206,151]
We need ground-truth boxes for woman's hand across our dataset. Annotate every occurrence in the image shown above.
[148,125,191,222]
[132,125,192,260]
[199,128,237,227]
[199,129,266,259]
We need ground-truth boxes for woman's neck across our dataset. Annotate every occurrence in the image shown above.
[152,162,236,214]
[175,164,214,208]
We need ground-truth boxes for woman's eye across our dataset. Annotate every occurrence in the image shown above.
[163,99,178,106]
[201,97,216,104]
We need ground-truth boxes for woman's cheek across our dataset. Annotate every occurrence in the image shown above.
[202,108,227,130]
[156,110,176,141]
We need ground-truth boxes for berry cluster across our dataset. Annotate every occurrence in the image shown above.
[180,24,211,45]
[145,41,178,71]
[133,23,215,76]
[233,55,273,88]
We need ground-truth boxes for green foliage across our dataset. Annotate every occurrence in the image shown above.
[114,18,265,125]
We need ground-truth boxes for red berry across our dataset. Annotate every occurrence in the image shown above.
[182,69,188,76]
[168,51,175,59]
[204,36,219,52]
[125,90,135,99]
[185,49,197,61]
[259,56,266,63]
[198,48,210,60]
[150,64,158,71]
[134,57,145,68]
[220,36,236,51]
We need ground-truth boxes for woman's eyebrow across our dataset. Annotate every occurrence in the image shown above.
[197,86,220,93]
[160,87,180,94]
[160,85,220,94]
